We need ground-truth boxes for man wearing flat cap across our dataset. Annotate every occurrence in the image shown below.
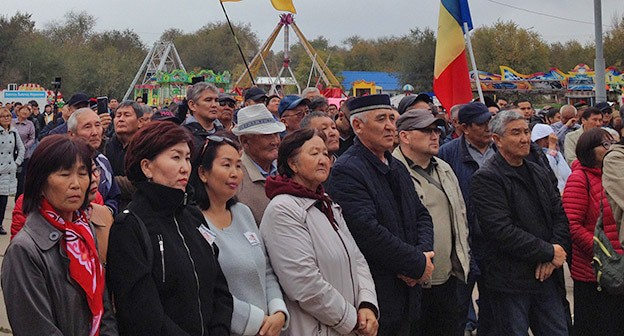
[392,109,471,335]
[327,94,434,335]
[438,101,495,334]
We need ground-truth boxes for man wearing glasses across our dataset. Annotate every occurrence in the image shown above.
[392,109,471,335]
[216,93,237,132]
[278,95,310,135]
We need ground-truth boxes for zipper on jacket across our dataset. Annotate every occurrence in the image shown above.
[173,214,205,336]
[157,234,165,283]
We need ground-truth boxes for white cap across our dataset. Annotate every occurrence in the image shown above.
[531,124,554,142]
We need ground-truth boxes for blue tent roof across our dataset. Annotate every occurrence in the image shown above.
[340,71,401,91]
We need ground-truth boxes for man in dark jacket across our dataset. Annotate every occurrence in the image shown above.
[471,110,571,335]
[327,94,434,336]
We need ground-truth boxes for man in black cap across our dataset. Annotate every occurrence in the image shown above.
[397,92,432,115]
[243,87,267,107]
[216,93,237,132]
[327,94,434,336]
[392,109,471,335]
[39,92,90,139]
[438,102,495,335]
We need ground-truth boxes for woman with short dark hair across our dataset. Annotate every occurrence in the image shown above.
[260,128,379,336]
[106,121,233,335]
[562,127,624,335]
[1,134,117,335]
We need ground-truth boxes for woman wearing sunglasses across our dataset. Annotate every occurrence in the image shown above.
[562,127,624,335]
[192,133,289,336]
[106,121,233,335]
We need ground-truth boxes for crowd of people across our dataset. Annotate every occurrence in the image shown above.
[0,84,623,336]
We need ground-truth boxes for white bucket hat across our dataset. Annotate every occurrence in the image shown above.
[232,104,286,136]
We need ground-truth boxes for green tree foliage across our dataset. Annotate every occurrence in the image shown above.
[604,16,624,68]
[166,22,260,78]
[471,20,550,74]
[548,41,594,71]
[396,28,436,92]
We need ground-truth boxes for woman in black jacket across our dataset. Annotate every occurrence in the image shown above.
[106,121,233,335]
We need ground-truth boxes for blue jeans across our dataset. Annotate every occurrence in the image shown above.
[480,279,568,336]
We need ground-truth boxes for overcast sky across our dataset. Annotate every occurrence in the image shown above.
[5,0,624,50]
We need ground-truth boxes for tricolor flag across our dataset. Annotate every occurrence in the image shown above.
[433,0,474,111]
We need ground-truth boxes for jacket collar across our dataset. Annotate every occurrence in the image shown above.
[459,135,497,164]
[353,137,394,175]
[241,151,268,182]
[23,212,62,251]
[135,181,188,213]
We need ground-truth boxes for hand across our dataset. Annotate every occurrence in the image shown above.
[417,251,435,284]
[356,307,378,336]
[535,262,556,282]
[552,244,566,268]
[397,274,418,287]
[547,133,558,149]
[565,117,577,128]
[99,113,112,132]
[258,312,285,336]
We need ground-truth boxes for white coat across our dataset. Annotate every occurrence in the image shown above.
[0,124,24,195]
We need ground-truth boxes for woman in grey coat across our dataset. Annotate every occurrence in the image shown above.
[0,107,24,235]
[261,129,378,336]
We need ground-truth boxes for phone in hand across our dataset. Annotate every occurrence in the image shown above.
[96,96,109,115]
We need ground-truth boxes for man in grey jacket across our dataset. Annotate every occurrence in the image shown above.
[393,109,471,335]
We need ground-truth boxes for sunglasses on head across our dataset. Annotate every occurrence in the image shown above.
[200,135,236,158]
[219,101,236,108]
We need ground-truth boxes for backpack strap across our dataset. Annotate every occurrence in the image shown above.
[123,203,153,265]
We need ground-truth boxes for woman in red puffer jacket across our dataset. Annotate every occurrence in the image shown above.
[562,127,624,335]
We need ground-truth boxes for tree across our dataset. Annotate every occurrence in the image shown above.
[471,21,550,74]
[604,16,624,68]
[548,41,594,71]
[397,28,436,92]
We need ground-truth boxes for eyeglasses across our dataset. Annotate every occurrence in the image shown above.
[282,110,308,119]
[601,140,618,149]
[0,115,11,119]
[219,101,236,108]
[409,127,442,135]
[200,135,237,158]
[92,165,102,178]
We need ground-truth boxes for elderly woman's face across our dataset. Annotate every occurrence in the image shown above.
[289,135,331,190]
[42,157,90,221]
[88,161,101,202]
[141,142,191,191]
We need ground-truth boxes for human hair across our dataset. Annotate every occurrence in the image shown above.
[349,110,370,127]
[67,107,99,133]
[186,82,219,104]
[300,111,328,129]
[580,107,602,121]
[0,107,10,117]
[450,104,463,120]
[277,128,326,178]
[193,132,241,211]
[23,135,93,214]
[308,96,328,111]
[576,127,612,168]
[545,109,560,122]
[125,121,194,183]
[116,100,143,118]
[301,87,320,98]
[515,98,532,107]
[489,110,525,136]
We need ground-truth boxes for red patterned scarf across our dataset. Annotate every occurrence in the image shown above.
[39,198,104,336]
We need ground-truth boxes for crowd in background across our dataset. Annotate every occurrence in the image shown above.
[0,84,623,336]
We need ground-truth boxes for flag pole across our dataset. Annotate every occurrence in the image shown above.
[219,1,256,86]
[463,22,484,103]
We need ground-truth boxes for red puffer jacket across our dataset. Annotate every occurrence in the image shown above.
[562,160,623,282]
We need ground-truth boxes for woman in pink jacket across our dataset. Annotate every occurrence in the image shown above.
[562,127,624,335]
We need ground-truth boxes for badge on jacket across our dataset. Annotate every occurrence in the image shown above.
[244,232,260,246]
[198,225,216,245]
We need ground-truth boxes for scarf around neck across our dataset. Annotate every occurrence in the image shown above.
[265,174,337,228]
[39,198,104,336]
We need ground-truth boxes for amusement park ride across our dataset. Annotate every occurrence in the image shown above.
[232,13,342,96]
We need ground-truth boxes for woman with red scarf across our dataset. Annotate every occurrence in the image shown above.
[1,135,117,335]
[260,128,379,336]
